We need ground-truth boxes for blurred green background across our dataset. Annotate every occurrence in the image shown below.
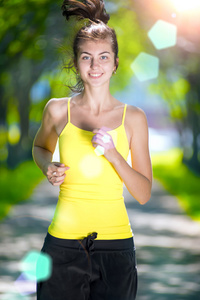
[0,0,200,221]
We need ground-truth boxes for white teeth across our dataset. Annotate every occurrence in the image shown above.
[90,74,101,77]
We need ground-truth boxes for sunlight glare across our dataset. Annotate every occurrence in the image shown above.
[171,0,200,12]
[80,154,103,177]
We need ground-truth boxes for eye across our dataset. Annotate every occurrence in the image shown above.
[100,55,108,60]
[82,56,91,60]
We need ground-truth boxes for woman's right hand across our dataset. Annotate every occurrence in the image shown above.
[45,162,70,186]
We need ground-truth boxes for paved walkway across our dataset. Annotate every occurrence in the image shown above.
[0,179,200,300]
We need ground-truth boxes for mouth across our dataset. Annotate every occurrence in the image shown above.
[89,73,103,78]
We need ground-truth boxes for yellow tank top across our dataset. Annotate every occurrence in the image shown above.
[48,98,133,240]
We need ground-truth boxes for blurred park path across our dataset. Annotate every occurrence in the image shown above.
[125,182,200,300]
[0,179,200,300]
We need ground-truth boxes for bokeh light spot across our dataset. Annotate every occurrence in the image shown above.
[15,273,36,296]
[30,79,51,103]
[102,135,110,143]
[148,20,177,50]
[80,153,103,177]
[131,52,159,81]
[94,146,105,156]
[8,124,21,145]
[21,251,52,282]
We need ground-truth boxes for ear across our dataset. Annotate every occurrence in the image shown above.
[115,57,119,71]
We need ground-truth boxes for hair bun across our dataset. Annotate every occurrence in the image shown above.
[61,0,110,24]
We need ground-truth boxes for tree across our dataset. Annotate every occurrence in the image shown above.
[0,0,70,167]
[131,0,200,173]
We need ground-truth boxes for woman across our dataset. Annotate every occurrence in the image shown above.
[33,0,152,299]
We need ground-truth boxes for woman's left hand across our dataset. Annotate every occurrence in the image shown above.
[92,127,117,162]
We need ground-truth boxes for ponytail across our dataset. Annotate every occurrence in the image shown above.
[61,0,110,24]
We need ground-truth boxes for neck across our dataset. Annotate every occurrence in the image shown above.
[79,85,114,114]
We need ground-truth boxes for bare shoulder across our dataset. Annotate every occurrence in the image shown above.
[43,97,69,120]
[124,105,149,149]
[126,105,148,128]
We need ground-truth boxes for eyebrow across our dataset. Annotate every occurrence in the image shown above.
[80,51,111,55]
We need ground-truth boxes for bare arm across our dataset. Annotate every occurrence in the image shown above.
[93,108,152,204]
[33,99,69,186]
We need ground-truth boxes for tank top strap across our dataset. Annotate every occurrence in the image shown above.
[67,97,71,123]
[122,104,127,125]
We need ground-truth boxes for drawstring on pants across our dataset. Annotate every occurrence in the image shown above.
[79,232,98,255]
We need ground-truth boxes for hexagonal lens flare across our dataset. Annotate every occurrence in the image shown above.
[131,52,159,81]
[20,250,52,282]
[148,20,177,50]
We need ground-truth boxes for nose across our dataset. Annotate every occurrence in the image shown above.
[91,58,99,69]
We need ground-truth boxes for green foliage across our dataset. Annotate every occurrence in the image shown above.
[0,0,50,62]
[6,99,20,125]
[149,74,190,119]
[0,0,67,167]
[0,161,45,220]
[109,5,147,93]
[152,149,200,222]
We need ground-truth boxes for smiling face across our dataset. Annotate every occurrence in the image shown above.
[75,39,119,89]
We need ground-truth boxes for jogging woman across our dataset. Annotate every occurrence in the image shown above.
[33,1,152,299]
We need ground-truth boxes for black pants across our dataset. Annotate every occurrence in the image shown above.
[37,232,138,300]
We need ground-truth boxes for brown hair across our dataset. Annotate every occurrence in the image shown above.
[61,0,118,93]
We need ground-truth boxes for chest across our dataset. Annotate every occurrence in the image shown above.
[70,106,124,132]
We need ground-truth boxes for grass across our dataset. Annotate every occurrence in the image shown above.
[0,161,45,220]
[151,148,200,222]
